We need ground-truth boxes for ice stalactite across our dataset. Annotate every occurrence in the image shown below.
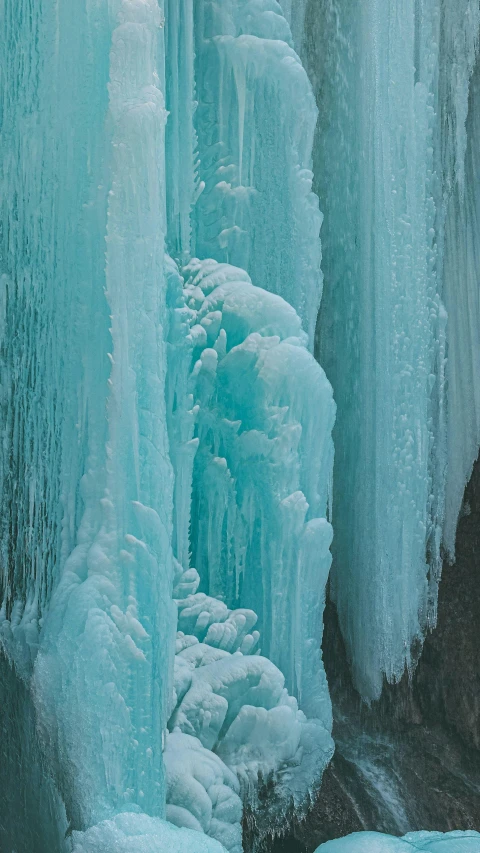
[302,0,480,701]
[192,0,322,346]
[441,4,480,556]
[308,0,446,700]
[1,0,335,849]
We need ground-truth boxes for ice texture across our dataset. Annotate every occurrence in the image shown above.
[193,0,322,345]
[165,258,334,839]
[70,812,227,853]
[0,0,334,843]
[315,830,480,853]
[310,0,480,699]
[442,11,480,556]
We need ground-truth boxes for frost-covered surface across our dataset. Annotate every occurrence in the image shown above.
[70,812,226,853]
[193,0,322,345]
[165,258,334,843]
[315,830,480,852]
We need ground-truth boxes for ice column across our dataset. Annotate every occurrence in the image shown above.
[1,0,179,837]
[310,0,447,699]
[441,2,480,556]
[33,0,176,828]
[165,257,335,838]
[303,0,480,699]
[165,0,199,260]
[192,0,323,345]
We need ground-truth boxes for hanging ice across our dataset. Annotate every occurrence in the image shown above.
[0,0,334,848]
[304,0,480,699]
[192,0,323,345]
[442,5,480,556]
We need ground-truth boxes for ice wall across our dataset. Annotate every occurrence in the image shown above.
[304,0,480,700]
[442,11,480,556]
[192,0,322,345]
[1,0,335,848]
[309,0,446,700]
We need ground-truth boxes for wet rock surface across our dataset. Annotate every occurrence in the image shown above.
[258,457,480,852]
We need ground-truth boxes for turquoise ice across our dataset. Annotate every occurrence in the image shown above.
[315,831,480,853]
[0,0,333,849]
[2,0,480,850]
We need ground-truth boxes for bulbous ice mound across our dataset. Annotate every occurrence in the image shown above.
[70,811,226,852]
[165,257,335,846]
[165,730,242,853]
[176,259,335,725]
[166,559,332,849]
[315,831,480,852]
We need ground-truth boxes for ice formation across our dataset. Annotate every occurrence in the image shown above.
[0,0,333,849]
[164,257,334,844]
[307,0,480,699]
[3,0,480,849]
[70,812,227,853]
[442,16,480,556]
[193,0,323,345]
[315,831,480,852]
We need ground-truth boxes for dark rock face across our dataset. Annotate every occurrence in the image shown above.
[261,457,480,852]
[0,653,67,853]
[413,458,480,750]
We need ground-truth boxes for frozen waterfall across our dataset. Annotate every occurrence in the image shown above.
[0,0,333,851]
[2,0,480,851]
[302,0,480,700]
